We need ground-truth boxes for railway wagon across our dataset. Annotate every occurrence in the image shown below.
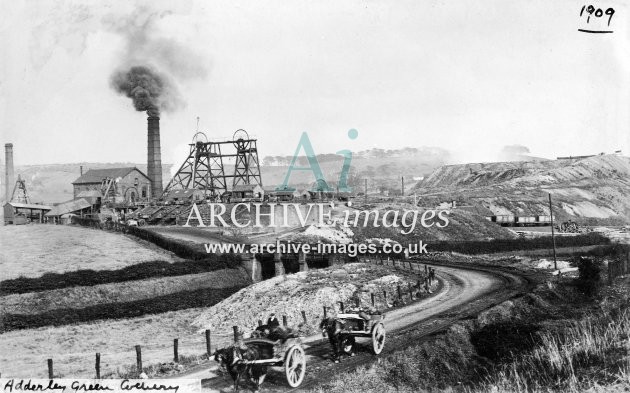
[490,214,553,227]
[493,215,516,226]
[516,216,536,226]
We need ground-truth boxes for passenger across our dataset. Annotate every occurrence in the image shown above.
[346,306,375,331]
[267,313,280,328]
[252,324,271,338]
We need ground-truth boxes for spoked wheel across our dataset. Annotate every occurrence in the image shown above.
[341,335,356,355]
[371,323,386,355]
[284,345,306,388]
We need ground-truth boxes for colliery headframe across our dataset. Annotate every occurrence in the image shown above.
[162,129,263,198]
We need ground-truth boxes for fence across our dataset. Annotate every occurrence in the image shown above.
[608,250,630,284]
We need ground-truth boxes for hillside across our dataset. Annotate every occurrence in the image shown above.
[0,163,176,205]
[1,146,449,204]
[413,155,630,224]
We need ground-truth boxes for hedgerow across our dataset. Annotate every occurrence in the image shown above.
[0,255,241,296]
[414,233,610,255]
[0,285,244,333]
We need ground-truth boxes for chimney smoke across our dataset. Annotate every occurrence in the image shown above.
[147,116,163,197]
[5,143,14,202]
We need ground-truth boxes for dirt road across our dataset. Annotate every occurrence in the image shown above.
[180,262,531,392]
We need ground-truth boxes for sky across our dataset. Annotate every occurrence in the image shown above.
[0,0,629,166]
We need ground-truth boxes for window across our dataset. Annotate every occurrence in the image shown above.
[142,186,147,198]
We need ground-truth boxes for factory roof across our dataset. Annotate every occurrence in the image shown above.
[76,190,102,198]
[4,202,52,210]
[272,190,300,196]
[45,198,92,217]
[72,167,148,184]
[232,184,263,192]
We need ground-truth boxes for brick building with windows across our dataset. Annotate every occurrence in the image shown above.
[72,167,153,204]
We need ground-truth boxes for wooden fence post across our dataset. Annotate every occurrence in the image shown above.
[608,262,613,285]
[355,297,360,307]
[173,338,179,363]
[397,285,402,301]
[301,310,307,324]
[339,301,345,312]
[371,293,375,306]
[205,329,211,356]
[233,326,239,342]
[383,291,388,306]
[47,359,53,379]
[323,305,327,318]
[135,345,142,374]
[408,283,414,300]
[95,353,101,379]
[282,315,288,327]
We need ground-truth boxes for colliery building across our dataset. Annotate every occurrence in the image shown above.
[72,167,152,204]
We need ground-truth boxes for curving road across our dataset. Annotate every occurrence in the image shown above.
[183,262,532,392]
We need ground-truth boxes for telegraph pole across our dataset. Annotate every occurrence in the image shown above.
[401,176,405,198]
[364,179,368,203]
[549,193,558,271]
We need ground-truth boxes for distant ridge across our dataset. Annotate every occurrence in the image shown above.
[413,154,630,224]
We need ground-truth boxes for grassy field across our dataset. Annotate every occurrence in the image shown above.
[0,225,179,280]
[0,304,216,378]
[0,224,250,377]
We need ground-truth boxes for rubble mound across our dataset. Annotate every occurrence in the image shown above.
[192,263,418,337]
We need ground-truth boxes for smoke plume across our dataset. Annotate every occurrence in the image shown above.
[110,65,177,117]
[106,6,208,116]
[499,144,532,161]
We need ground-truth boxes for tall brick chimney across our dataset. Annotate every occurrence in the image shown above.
[5,143,14,202]
[147,116,163,198]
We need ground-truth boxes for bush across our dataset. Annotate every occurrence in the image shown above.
[576,256,602,297]
[471,322,542,363]
[427,233,610,254]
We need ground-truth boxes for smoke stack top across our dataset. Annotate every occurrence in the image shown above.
[111,65,181,117]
